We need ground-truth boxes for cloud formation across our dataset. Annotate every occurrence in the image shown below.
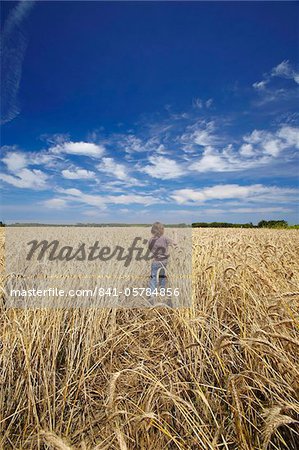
[0,168,48,189]
[97,157,128,181]
[61,168,95,180]
[271,60,299,84]
[141,155,184,180]
[189,125,299,173]
[51,141,105,158]
[50,188,158,210]
[172,184,298,205]
[253,60,299,91]
[2,151,27,171]
[43,198,67,209]
[1,54,298,223]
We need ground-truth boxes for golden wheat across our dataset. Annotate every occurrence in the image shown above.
[0,228,298,449]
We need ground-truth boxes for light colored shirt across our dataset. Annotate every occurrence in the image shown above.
[149,235,173,262]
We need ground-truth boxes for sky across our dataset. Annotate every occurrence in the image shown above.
[0,1,299,224]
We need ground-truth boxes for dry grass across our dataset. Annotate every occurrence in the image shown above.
[0,228,299,449]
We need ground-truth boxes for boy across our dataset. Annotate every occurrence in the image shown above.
[148,222,177,293]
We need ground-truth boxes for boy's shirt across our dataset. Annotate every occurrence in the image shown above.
[149,236,173,262]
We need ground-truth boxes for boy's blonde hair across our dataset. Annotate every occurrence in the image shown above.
[151,222,164,237]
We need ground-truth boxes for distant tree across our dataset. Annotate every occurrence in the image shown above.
[258,220,288,228]
[192,222,254,228]
[241,222,254,228]
[257,220,267,228]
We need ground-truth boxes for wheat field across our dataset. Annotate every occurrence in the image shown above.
[0,227,299,449]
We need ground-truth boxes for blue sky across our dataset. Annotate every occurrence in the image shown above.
[1,1,298,224]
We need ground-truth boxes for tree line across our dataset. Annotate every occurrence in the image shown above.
[192,220,299,228]
[0,220,298,229]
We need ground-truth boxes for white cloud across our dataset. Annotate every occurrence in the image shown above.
[253,80,268,90]
[172,188,206,204]
[229,207,291,214]
[155,144,169,155]
[190,144,270,173]
[171,184,298,205]
[97,157,127,180]
[108,194,156,205]
[271,60,299,83]
[2,147,61,170]
[31,153,59,167]
[62,168,95,179]
[57,189,106,209]
[1,149,48,189]
[0,168,48,189]
[272,61,291,78]
[189,125,299,173]
[263,139,283,157]
[193,122,217,146]
[190,146,232,172]
[179,120,220,155]
[51,141,105,158]
[239,143,255,157]
[141,155,184,180]
[57,188,158,208]
[97,157,144,186]
[244,125,299,156]
[243,130,265,145]
[2,151,27,171]
[43,198,67,209]
[277,126,299,148]
[119,135,144,153]
[253,60,299,92]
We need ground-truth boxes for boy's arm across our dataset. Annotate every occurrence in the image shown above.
[167,236,178,247]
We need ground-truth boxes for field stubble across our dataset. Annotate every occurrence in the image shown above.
[0,228,299,450]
